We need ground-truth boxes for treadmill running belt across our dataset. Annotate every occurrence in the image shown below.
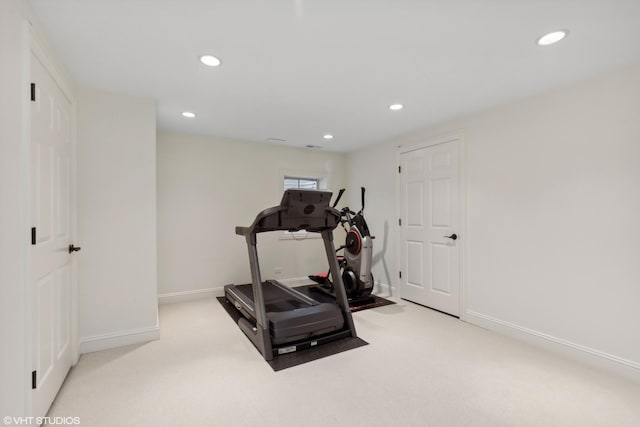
[233,282,310,312]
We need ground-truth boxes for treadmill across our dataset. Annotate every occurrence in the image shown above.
[224,189,357,361]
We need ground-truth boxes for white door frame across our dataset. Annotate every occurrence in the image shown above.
[26,25,79,415]
[396,131,467,320]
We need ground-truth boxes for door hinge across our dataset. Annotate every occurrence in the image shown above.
[30,83,36,102]
[399,271,402,279]
[32,370,37,389]
[398,218,402,226]
[31,227,36,245]
[398,165,401,173]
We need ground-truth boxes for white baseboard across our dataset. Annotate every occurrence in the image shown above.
[373,281,394,297]
[158,286,225,305]
[157,279,314,304]
[157,278,396,305]
[79,324,160,354]
[465,310,640,383]
[157,279,310,305]
[157,280,311,305]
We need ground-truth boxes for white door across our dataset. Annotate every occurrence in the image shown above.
[399,139,461,316]
[30,53,74,418]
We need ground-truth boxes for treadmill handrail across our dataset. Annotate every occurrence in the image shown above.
[235,226,251,236]
[265,280,318,307]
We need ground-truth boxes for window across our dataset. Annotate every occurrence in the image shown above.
[280,175,325,239]
[284,177,320,190]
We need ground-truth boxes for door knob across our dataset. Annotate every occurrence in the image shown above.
[68,244,82,253]
[443,234,458,240]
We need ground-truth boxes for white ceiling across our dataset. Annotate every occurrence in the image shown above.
[28,0,640,152]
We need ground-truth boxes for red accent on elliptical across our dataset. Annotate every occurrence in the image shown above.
[346,230,362,255]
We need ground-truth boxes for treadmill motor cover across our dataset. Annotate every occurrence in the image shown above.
[267,303,344,344]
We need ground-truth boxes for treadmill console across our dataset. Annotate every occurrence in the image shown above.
[281,189,330,216]
[238,189,341,235]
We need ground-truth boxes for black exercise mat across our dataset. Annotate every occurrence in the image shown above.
[218,296,248,324]
[294,285,396,312]
[267,335,368,371]
[217,297,369,371]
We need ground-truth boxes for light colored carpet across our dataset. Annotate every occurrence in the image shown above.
[46,297,640,427]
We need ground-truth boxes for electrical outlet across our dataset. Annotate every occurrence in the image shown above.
[274,267,282,275]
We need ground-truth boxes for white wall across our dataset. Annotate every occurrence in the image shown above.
[0,0,29,417]
[344,150,397,295]
[347,62,640,380]
[157,132,347,301]
[77,88,159,352]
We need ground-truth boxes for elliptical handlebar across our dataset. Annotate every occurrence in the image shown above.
[332,188,346,208]
[334,188,367,229]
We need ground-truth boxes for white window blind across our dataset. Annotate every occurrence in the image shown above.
[284,177,320,190]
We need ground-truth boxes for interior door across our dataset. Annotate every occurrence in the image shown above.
[399,139,460,316]
[30,52,74,419]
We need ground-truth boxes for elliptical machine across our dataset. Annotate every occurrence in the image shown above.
[310,187,375,305]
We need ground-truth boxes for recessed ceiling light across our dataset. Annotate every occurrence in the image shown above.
[389,104,404,111]
[537,30,568,46]
[323,134,334,140]
[199,55,221,67]
[181,111,196,118]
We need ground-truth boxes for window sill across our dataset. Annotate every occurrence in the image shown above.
[279,231,322,240]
